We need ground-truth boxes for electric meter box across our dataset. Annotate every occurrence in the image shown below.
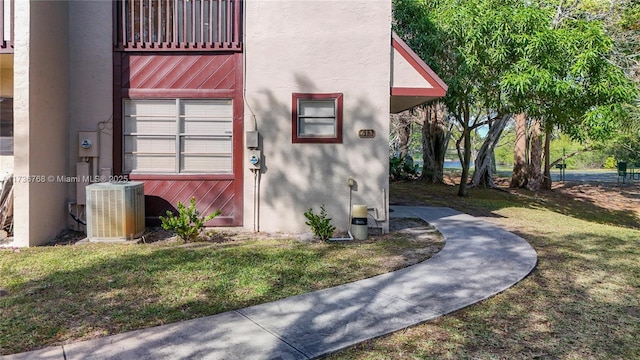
[79,131,99,157]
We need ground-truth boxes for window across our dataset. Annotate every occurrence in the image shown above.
[123,99,233,173]
[0,97,12,156]
[292,93,343,144]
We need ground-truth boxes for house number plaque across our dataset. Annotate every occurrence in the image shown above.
[358,129,376,138]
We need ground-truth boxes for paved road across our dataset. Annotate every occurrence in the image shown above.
[551,169,639,184]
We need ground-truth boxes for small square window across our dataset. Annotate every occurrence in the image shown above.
[292,93,343,143]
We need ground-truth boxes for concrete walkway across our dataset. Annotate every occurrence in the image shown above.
[2,207,537,360]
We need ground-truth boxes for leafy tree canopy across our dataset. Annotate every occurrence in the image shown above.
[395,0,638,142]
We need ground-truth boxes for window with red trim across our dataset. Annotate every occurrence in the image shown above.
[292,93,343,144]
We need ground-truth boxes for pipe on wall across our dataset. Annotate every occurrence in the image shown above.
[368,188,387,233]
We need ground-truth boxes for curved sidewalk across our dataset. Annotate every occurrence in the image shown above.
[2,206,537,360]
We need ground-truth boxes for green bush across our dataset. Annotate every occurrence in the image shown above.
[604,156,617,169]
[159,197,221,242]
[389,156,419,181]
[304,205,336,241]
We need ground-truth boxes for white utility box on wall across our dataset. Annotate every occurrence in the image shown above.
[86,182,145,242]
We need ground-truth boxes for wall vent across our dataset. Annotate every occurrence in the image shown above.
[86,182,145,242]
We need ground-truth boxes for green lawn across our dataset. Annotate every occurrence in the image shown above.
[2,181,639,359]
[328,182,640,359]
[0,231,442,355]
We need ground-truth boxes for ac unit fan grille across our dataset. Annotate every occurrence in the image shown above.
[86,182,145,241]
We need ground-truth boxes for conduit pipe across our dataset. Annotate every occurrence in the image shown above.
[251,168,260,232]
[328,178,355,241]
[368,188,387,233]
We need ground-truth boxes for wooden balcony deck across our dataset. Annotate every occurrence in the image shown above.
[114,0,242,52]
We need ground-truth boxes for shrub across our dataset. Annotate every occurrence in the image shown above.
[304,205,336,241]
[389,156,419,181]
[159,197,221,242]
[604,156,617,169]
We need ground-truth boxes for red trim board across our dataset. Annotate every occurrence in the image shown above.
[391,32,447,97]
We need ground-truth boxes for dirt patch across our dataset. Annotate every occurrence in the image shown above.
[491,176,640,217]
[46,217,446,262]
[372,217,445,268]
[392,176,640,228]
[389,217,441,240]
[552,182,640,215]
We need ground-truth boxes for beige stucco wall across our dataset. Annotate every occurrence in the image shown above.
[10,0,69,247]
[67,0,113,217]
[244,0,392,234]
[391,47,434,89]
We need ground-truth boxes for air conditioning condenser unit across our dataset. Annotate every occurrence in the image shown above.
[86,182,145,242]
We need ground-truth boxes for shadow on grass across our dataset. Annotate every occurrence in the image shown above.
[390,181,640,229]
[452,230,639,358]
[330,230,639,359]
[0,237,428,356]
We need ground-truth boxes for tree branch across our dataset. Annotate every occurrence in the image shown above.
[549,147,594,167]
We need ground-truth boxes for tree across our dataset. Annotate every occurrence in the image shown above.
[510,113,528,188]
[394,0,547,195]
[602,105,640,165]
[394,0,638,192]
[418,103,451,183]
[389,105,452,183]
[471,114,511,187]
[389,112,414,161]
[502,6,638,189]
[530,119,544,188]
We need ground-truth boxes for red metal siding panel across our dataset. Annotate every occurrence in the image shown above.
[114,52,244,227]
[123,53,237,90]
[139,179,236,226]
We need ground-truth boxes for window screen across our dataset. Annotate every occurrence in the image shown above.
[124,99,233,173]
[292,93,343,144]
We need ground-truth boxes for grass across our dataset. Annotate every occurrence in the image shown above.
[327,181,640,359]
[2,180,639,358]
[0,231,443,355]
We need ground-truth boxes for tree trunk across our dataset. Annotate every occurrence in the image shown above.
[510,113,528,188]
[542,129,553,190]
[457,126,472,196]
[419,103,449,183]
[395,114,412,161]
[529,119,543,190]
[471,114,511,188]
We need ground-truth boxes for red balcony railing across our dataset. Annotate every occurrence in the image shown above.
[114,0,242,51]
[0,0,14,53]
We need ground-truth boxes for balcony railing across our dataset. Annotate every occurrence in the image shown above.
[0,0,13,53]
[114,0,242,51]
